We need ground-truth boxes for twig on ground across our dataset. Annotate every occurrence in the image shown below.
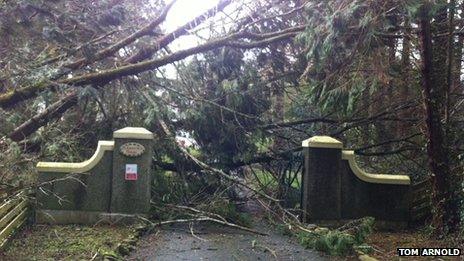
[162,203,228,222]
[137,215,268,236]
[256,198,316,233]
[189,222,208,241]
[251,240,278,259]
[90,251,98,261]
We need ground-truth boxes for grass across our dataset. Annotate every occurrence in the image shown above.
[252,169,278,188]
[0,224,134,260]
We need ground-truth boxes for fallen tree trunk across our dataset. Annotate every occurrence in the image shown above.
[6,29,300,141]
[9,92,78,142]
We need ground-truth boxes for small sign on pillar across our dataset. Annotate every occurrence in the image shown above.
[125,164,138,180]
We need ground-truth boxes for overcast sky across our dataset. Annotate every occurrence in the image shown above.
[156,0,222,78]
[164,0,219,30]
[162,0,220,50]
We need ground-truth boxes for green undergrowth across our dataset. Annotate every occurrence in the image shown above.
[0,224,135,260]
[202,199,253,227]
[296,217,375,256]
[151,170,252,228]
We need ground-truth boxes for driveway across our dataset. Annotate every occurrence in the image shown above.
[128,220,327,261]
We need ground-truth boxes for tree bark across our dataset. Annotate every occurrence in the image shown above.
[398,17,411,136]
[9,92,78,141]
[418,3,459,235]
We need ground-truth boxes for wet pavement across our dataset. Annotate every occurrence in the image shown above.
[128,220,327,261]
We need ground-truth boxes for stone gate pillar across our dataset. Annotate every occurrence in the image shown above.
[302,136,343,222]
[110,127,153,215]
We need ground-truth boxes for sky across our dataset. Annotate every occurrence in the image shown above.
[164,0,219,31]
[157,0,223,78]
[162,0,220,50]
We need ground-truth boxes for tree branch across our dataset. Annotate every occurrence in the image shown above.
[64,0,177,69]
[125,0,233,63]
[9,92,78,141]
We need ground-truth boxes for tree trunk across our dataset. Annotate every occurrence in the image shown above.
[9,92,78,142]
[376,38,396,149]
[398,17,412,136]
[418,3,459,235]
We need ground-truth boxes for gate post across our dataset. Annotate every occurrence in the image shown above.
[302,136,343,222]
[110,127,153,215]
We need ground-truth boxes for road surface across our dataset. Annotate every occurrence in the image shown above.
[128,220,327,261]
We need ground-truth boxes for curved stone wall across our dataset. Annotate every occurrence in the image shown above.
[301,136,411,227]
[36,127,153,224]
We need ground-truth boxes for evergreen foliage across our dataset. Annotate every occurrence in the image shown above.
[297,217,375,256]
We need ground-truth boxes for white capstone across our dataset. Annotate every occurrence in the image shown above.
[302,136,343,149]
[113,127,153,140]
